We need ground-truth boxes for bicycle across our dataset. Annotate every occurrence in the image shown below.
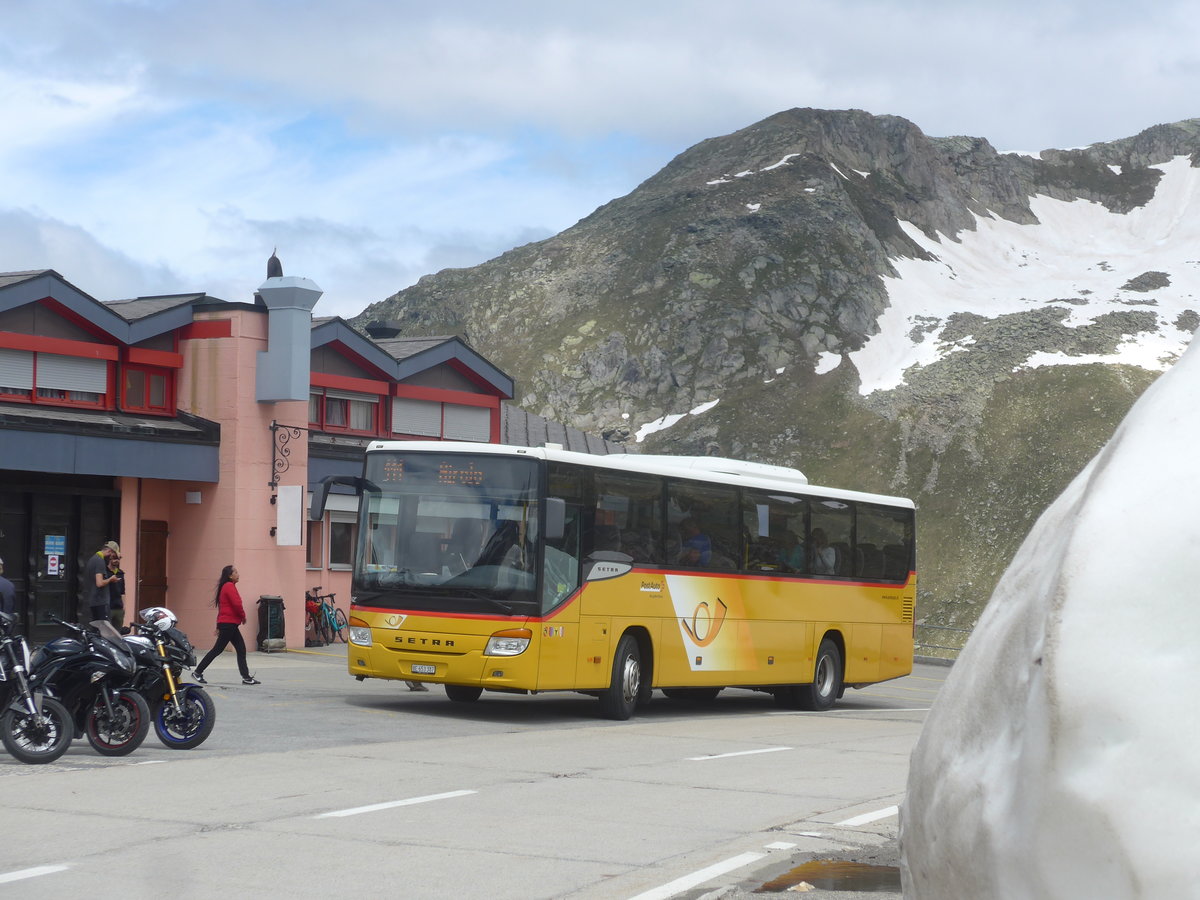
[304,587,348,645]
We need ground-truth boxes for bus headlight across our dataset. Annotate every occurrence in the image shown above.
[484,629,532,657]
[348,616,373,647]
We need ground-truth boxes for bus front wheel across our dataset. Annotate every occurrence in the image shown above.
[775,638,843,711]
[599,635,642,720]
[445,684,484,703]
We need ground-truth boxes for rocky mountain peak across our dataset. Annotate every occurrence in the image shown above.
[355,108,1199,629]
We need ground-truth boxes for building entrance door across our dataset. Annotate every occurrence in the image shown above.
[0,476,119,640]
[138,520,169,612]
[30,494,76,644]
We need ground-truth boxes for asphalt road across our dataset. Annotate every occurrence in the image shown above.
[0,645,946,899]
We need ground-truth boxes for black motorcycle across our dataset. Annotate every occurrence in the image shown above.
[124,607,216,750]
[0,611,74,764]
[33,615,151,757]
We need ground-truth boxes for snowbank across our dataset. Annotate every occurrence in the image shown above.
[900,328,1200,897]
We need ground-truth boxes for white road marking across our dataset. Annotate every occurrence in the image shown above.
[769,707,930,715]
[0,865,70,884]
[315,789,477,819]
[687,746,791,760]
[628,851,767,900]
[836,805,899,827]
[765,841,796,850]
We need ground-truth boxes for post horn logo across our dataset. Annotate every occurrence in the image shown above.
[680,597,728,647]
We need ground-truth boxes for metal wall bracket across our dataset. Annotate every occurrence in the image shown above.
[269,420,310,490]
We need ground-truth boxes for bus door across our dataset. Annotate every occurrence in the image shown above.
[535,497,583,689]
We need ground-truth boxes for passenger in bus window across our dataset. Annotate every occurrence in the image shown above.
[810,528,836,575]
[677,518,712,566]
[777,530,806,572]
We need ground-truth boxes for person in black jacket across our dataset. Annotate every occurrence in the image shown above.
[107,552,126,628]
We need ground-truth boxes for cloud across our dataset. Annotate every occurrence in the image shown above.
[0,208,179,299]
[1,1,1198,320]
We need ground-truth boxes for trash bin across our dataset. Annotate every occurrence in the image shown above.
[257,595,286,652]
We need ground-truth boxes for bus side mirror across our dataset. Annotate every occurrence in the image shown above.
[545,497,566,541]
[309,475,378,521]
[309,479,334,521]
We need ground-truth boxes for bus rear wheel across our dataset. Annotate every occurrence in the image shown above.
[775,638,843,711]
[445,684,483,703]
[599,635,642,720]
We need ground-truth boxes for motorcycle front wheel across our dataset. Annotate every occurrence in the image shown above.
[86,689,151,756]
[0,697,73,765]
[154,686,216,749]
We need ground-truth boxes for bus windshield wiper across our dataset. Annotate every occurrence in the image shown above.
[458,590,513,615]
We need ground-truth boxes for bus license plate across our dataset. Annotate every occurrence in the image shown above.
[411,664,436,675]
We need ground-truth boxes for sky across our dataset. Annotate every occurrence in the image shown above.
[2,1,1199,320]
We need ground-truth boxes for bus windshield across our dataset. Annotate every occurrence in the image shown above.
[354,452,541,615]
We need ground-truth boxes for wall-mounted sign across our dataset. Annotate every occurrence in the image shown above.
[44,535,66,556]
[47,555,60,576]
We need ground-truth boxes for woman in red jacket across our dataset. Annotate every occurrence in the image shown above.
[193,564,260,685]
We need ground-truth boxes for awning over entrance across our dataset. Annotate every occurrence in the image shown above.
[0,404,220,482]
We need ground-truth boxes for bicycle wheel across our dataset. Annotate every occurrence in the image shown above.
[333,608,349,642]
[317,608,334,645]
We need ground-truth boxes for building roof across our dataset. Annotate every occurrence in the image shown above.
[310,317,515,399]
[502,404,626,455]
[105,293,209,320]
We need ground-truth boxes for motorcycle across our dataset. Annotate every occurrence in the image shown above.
[0,611,73,764]
[124,607,216,750]
[33,614,151,757]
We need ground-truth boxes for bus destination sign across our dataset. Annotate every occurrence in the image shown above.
[437,462,485,486]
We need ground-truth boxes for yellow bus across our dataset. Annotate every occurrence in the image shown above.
[313,441,916,719]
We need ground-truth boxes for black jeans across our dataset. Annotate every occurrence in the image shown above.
[195,622,250,679]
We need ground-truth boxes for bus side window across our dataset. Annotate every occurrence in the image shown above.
[810,500,852,577]
[668,479,739,570]
[858,503,913,582]
[593,472,663,565]
[742,490,808,573]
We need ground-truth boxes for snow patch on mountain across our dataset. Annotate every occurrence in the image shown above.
[851,156,1200,395]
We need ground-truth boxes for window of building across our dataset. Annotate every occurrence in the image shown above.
[391,397,492,441]
[306,520,324,569]
[0,347,33,398]
[0,348,107,407]
[123,366,171,413]
[392,397,442,437]
[443,404,491,441]
[328,514,357,569]
[310,389,380,434]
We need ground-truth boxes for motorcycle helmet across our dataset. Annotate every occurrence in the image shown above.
[140,606,178,632]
